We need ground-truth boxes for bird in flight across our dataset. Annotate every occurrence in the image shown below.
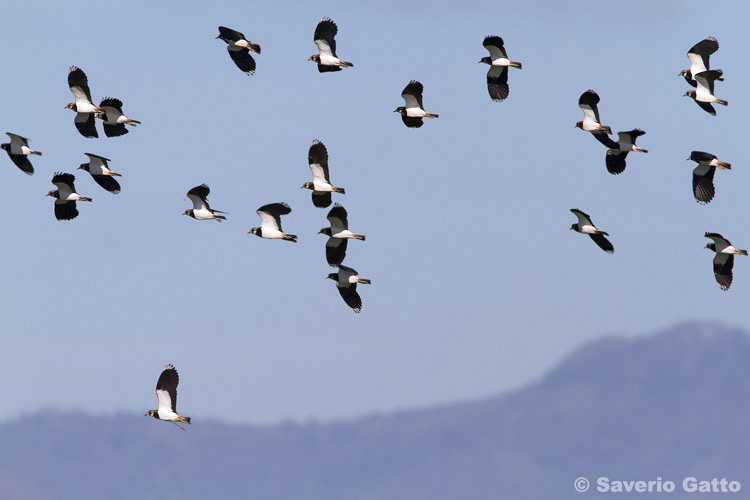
[319,203,365,267]
[309,18,353,72]
[679,37,722,87]
[1,132,41,175]
[570,209,614,254]
[395,80,439,128]
[78,153,122,194]
[684,70,727,115]
[183,184,227,222]
[249,202,297,242]
[575,90,614,148]
[65,66,101,138]
[47,172,92,221]
[302,139,345,208]
[688,151,731,205]
[216,26,261,75]
[327,265,371,313]
[96,97,141,137]
[145,364,191,431]
[705,233,747,291]
[604,129,648,175]
[479,36,522,102]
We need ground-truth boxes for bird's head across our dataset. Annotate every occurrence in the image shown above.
[215,34,225,41]
[319,227,332,236]
[301,182,314,190]
[678,70,689,77]
[46,190,58,198]
[145,410,157,418]
[684,90,696,99]
[478,56,491,65]
[249,227,261,237]
[394,107,405,115]
[326,272,338,281]
[308,55,320,63]
[78,163,89,171]
[0,144,7,152]
[183,209,193,217]
[705,243,716,252]
[569,224,577,231]
[574,121,583,129]
[65,103,76,111]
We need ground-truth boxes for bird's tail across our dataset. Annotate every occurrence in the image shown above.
[214,215,227,222]
[30,150,42,156]
[510,61,522,69]
[717,161,731,170]
[79,197,93,202]
[716,99,728,106]
[356,278,371,285]
[353,234,366,241]
[635,147,648,153]
[333,187,346,194]
[283,233,298,242]
[127,118,141,125]
[425,113,439,119]
[111,172,123,177]
[600,126,612,134]
[596,230,609,236]
[177,416,191,424]
[738,249,748,256]
[250,43,261,54]
[339,60,353,67]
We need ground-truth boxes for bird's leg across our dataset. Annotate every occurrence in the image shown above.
[173,422,187,431]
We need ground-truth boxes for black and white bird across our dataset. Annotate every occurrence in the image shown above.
[1,132,41,175]
[394,80,439,128]
[302,139,345,208]
[78,153,122,194]
[96,97,141,137]
[309,17,353,72]
[46,172,92,221]
[680,37,722,87]
[65,66,101,138]
[575,90,613,147]
[145,364,191,431]
[327,265,371,313]
[183,184,227,222]
[688,151,731,205]
[705,232,747,291]
[570,209,614,254]
[604,129,648,175]
[319,204,365,267]
[479,36,522,102]
[249,202,297,241]
[216,26,261,75]
[684,70,727,115]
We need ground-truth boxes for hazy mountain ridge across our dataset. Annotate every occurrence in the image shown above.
[2,322,749,500]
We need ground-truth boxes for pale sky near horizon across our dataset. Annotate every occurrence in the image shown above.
[0,0,748,424]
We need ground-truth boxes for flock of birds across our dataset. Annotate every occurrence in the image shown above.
[0,19,744,428]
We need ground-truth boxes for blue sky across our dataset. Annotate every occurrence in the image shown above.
[0,0,748,424]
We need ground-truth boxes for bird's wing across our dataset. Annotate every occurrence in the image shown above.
[6,132,29,146]
[54,200,78,221]
[592,132,618,149]
[589,234,614,253]
[337,283,362,313]
[705,232,731,248]
[325,237,348,267]
[103,123,128,137]
[155,364,180,413]
[327,203,348,229]
[689,151,716,163]
[99,97,123,113]
[312,191,332,208]
[570,208,594,227]
[228,48,256,75]
[483,35,508,60]
[314,18,338,57]
[84,153,110,169]
[187,184,210,210]
[7,154,34,175]
[68,66,94,104]
[91,175,121,194]
[218,26,245,42]
[605,150,628,175]
[74,113,98,138]
[486,66,509,102]
[401,115,423,128]
[402,81,424,109]
[687,37,719,75]
[692,165,716,204]
[712,253,734,291]
[578,89,602,124]
[257,202,291,230]
[52,172,76,193]
[308,140,330,183]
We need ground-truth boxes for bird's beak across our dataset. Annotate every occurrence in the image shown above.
[215,35,221,39]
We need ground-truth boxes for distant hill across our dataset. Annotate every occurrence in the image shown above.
[2,322,749,500]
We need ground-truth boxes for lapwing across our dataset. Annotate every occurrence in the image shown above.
[302,139,345,208]
[680,37,722,87]
[479,36,522,102]
[309,17,353,72]
[145,364,191,431]
[319,203,365,267]
[575,90,615,148]
[184,184,227,222]
[395,80,439,128]
[216,26,261,75]
[327,265,371,313]
[570,208,614,254]
[47,172,92,221]
[249,202,297,241]
[605,129,648,175]
[688,151,731,205]
[1,132,41,175]
[96,97,140,137]
[705,233,747,291]
[78,153,122,194]
[65,66,101,138]
[684,70,727,115]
